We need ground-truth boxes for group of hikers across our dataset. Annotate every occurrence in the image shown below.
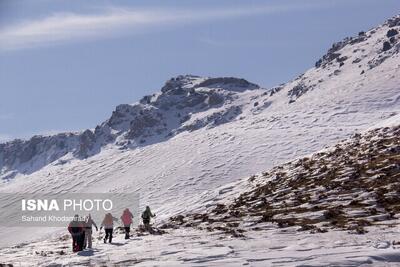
[67,206,155,252]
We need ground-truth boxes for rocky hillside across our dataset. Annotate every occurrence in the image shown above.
[285,15,400,103]
[165,124,400,236]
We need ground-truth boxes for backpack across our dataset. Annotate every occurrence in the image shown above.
[142,211,150,220]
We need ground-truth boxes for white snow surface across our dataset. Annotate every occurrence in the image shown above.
[0,15,400,266]
[3,223,400,266]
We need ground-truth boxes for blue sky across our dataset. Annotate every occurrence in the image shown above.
[0,0,399,142]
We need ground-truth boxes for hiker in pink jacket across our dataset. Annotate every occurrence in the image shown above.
[100,213,118,243]
[121,208,134,239]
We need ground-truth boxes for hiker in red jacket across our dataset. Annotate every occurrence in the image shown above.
[121,208,134,239]
[68,214,85,252]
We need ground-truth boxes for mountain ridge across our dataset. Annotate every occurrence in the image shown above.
[0,75,264,180]
[1,14,400,181]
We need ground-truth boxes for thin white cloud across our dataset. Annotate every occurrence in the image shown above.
[0,2,327,51]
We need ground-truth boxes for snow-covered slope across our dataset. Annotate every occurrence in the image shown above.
[165,125,400,233]
[1,115,399,267]
[0,14,399,251]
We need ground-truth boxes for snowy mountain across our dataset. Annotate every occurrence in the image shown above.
[0,14,399,264]
[0,75,261,180]
[1,16,400,182]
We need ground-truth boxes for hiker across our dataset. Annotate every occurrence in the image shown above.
[100,213,118,243]
[83,214,98,249]
[121,208,134,239]
[68,214,85,252]
[141,206,156,232]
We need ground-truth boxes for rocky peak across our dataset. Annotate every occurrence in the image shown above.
[386,15,400,28]
[195,77,259,91]
[160,75,259,94]
[315,14,400,70]
[160,75,203,94]
[106,75,261,143]
[287,14,400,103]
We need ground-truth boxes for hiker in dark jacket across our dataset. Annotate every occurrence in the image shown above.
[141,206,156,232]
[68,214,85,252]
